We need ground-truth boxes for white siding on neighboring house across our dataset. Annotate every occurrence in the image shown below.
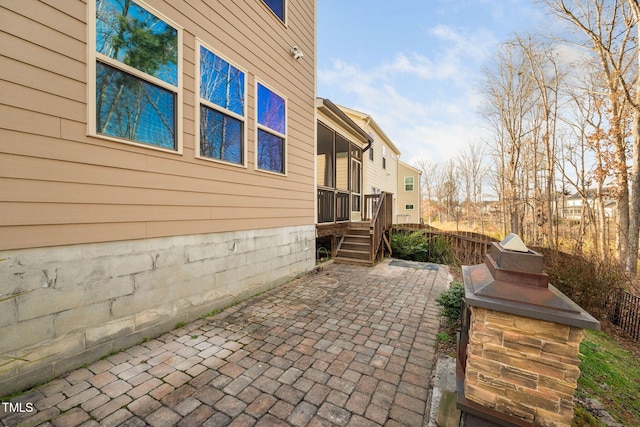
[335,105,402,221]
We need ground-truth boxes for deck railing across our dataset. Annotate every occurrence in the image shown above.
[317,188,350,223]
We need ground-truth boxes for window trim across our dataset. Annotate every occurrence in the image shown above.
[255,80,287,176]
[404,176,415,192]
[195,39,248,168]
[382,145,387,169]
[88,0,183,154]
[260,0,287,26]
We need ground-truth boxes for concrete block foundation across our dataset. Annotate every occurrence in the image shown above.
[0,225,315,396]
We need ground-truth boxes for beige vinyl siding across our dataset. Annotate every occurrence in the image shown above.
[397,162,422,224]
[0,0,316,251]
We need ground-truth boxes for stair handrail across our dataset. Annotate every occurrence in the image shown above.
[369,192,393,261]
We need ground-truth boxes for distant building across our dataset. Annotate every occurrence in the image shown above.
[564,189,616,221]
[397,162,422,224]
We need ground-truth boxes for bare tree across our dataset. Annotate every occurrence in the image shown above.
[513,34,566,248]
[456,142,488,232]
[414,158,438,224]
[545,0,637,271]
[480,41,538,239]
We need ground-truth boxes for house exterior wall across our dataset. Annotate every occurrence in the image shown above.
[364,133,399,197]
[0,0,316,395]
[397,161,422,224]
[338,108,401,222]
[0,226,314,396]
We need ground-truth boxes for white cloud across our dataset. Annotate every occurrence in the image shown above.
[380,53,458,81]
[317,23,501,165]
[318,58,488,165]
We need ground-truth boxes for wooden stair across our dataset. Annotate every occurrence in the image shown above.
[335,222,373,266]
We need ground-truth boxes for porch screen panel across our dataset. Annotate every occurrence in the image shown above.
[335,134,349,191]
[317,122,335,188]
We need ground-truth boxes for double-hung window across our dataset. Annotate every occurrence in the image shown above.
[197,42,246,166]
[92,0,181,151]
[256,82,286,174]
[405,177,414,192]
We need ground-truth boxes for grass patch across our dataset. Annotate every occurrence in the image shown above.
[576,329,640,426]
[572,406,603,426]
[200,308,223,319]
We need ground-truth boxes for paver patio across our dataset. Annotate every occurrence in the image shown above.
[0,260,449,427]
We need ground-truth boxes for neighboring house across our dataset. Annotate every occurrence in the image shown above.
[397,161,422,224]
[336,105,402,222]
[564,189,616,221]
[0,0,316,396]
[315,101,421,265]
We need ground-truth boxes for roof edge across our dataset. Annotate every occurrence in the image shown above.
[317,98,373,144]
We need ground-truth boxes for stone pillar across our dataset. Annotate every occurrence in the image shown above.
[457,234,600,427]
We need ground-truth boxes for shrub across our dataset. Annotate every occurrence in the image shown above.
[391,230,458,265]
[436,281,465,328]
[537,248,630,320]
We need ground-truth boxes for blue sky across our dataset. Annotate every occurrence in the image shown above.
[317,0,551,165]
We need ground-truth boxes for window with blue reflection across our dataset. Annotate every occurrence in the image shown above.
[95,0,178,149]
[198,45,245,165]
[262,0,285,22]
[200,47,244,116]
[257,83,285,134]
[257,82,286,174]
[96,62,176,149]
[200,106,243,164]
[96,0,177,85]
[257,129,284,174]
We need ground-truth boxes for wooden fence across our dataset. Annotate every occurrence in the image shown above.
[394,224,495,265]
[394,224,640,342]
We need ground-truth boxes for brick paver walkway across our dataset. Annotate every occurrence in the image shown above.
[1,260,448,427]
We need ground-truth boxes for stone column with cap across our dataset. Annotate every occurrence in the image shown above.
[457,234,600,427]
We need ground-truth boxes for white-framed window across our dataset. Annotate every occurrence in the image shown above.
[405,176,414,192]
[196,41,247,166]
[90,0,182,152]
[262,0,286,23]
[405,204,414,210]
[382,145,387,169]
[256,81,286,174]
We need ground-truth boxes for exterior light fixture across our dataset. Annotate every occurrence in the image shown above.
[290,46,304,60]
